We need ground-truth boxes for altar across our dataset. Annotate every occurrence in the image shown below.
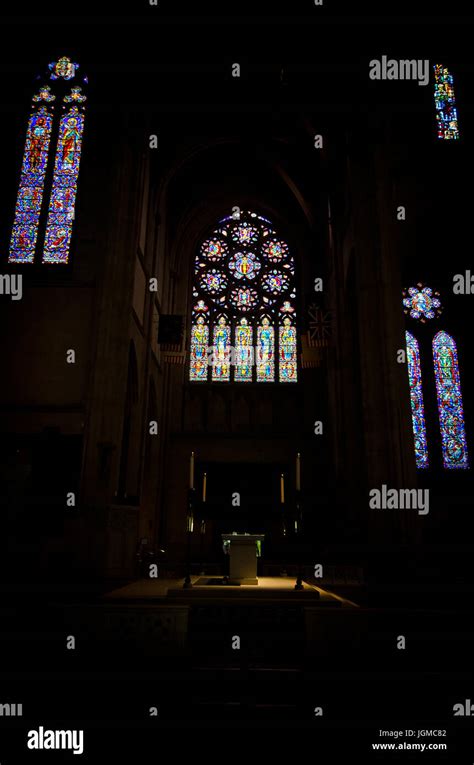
[221,533,265,584]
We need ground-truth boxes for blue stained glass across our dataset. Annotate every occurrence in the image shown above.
[200,269,228,294]
[279,318,297,383]
[43,106,85,264]
[49,56,78,80]
[433,331,469,469]
[434,64,459,140]
[262,238,289,263]
[212,316,231,381]
[235,319,253,382]
[9,58,87,266]
[201,238,227,262]
[257,317,274,382]
[190,318,209,381]
[8,107,53,263]
[405,332,429,469]
[228,251,261,280]
[190,210,297,383]
[403,285,442,322]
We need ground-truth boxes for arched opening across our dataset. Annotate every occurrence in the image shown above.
[189,209,298,384]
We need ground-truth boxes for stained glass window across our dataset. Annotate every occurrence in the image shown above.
[189,210,297,383]
[405,332,429,469]
[257,316,275,382]
[49,56,78,80]
[212,315,231,382]
[403,284,442,322]
[279,313,298,384]
[8,106,54,263]
[190,301,209,381]
[434,64,459,140]
[43,105,85,264]
[8,56,87,265]
[433,331,469,469]
[235,318,253,382]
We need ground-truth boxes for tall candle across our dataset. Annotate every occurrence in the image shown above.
[280,473,285,504]
[190,452,195,489]
[203,472,207,502]
[296,453,301,491]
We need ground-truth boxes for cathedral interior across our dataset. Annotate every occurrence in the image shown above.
[1,4,474,751]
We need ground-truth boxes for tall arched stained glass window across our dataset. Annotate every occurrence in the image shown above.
[8,57,87,265]
[8,102,54,263]
[189,300,210,381]
[212,315,231,382]
[434,64,459,140]
[235,318,253,382]
[405,331,429,469]
[433,331,469,469]
[43,100,86,264]
[257,315,275,382]
[279,301,298,383]
[189,210,298,383]
[403,286,470,470]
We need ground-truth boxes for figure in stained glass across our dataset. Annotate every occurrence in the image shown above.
[189,210,297,382]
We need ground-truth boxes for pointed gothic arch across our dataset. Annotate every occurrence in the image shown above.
[403,285,469,469]
[8,56,87,265]
[433,331,469,469]
[189,209,298,384]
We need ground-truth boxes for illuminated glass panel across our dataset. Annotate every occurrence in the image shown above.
[235,318,253,382]
[433,331,469,468]
[231,222,259,245]
[212,316,231,381]
[190,317,209,381]
[43,105,85,263]
[190,210,296,383]
[8,106,53,263]
[403,284,442,322]
[199,269,228,294]
[9,57,87,266]
[228,251,261,280]
[257,317,274,382]
[262,268,290,296]
[434,64,460,140]
[49,56,78,80]
[64,87,86,104]
[199,237,228,264]
[229,286,259,312]
[32,86,55,103]
[279,317,297,383]
[405,332,429,469]
[262,238,289,263]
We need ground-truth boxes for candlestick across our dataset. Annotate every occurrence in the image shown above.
[296,452,301,491]
[189,451,195,489]
[280,472,285,504]
[186,513,194,533]
[203,472,207,502]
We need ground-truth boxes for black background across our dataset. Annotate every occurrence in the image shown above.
[1,2,474,759]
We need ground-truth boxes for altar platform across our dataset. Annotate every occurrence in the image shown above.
[104,575,358,606]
